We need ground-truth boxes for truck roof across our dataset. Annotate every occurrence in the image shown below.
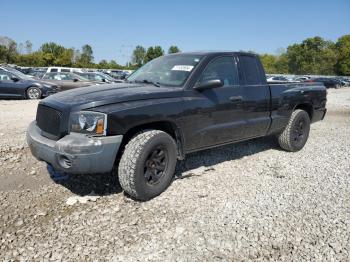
[169,51,258,56]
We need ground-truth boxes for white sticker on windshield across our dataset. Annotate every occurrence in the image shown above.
[171,65,194,72]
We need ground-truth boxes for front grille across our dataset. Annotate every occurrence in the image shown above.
[36,104,62,138]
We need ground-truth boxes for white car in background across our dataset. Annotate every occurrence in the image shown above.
[267,76,290,82]
[293,76,311,82]
[46,67,83,73]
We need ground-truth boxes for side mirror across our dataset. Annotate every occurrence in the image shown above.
[73,78,79,82]
[11,77,20,82]
[194,79,223,91]
[102,78,107,82]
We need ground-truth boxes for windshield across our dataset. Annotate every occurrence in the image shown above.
[97,72,115,81]
[127,54,204,87]
[5,67,33,80]
[65,73,89,81]
[43,72,89,81]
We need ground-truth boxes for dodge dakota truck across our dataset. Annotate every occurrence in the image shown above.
[27,52,327,200]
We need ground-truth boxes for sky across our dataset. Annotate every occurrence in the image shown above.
[1,0,349,65]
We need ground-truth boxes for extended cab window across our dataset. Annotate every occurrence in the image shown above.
[199,57,238,87]
[239,55,262,85]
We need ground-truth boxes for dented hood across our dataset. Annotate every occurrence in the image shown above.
[40,83,183,111]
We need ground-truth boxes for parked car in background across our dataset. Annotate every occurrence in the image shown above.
[41,72,101,91]
[105,70,130,79]
[27,69,46,79]
[294,76,311,82]
[336,77,349,87]
[306,77,343,88]
[75,71,123,83]
[267,76,290,82]
[0,66,59,99]
[342,78,350,87]
[46,67,83,73]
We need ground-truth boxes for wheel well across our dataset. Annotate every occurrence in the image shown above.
[117,121,185,162]
[295,103,313,120]
[25,86,41,98]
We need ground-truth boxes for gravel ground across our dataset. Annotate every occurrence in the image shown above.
[0,88,349,261]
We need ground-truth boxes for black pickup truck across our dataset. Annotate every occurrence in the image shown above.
[27,52,327,200]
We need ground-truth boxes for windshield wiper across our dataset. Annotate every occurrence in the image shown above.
[133,79,161,87]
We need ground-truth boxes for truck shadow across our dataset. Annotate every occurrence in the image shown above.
[174,136,280,179]
[48,136,279,196]
[47,165,123,196]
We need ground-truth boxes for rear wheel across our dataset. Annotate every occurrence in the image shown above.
[118,130,177,201]
[277,109,310,152]
[26,87,42,99]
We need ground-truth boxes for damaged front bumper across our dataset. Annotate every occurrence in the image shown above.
[26,121,122,174]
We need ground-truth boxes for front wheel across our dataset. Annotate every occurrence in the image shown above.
[118,130,177,201]
[277,109,311,152]
[26,87,42,99]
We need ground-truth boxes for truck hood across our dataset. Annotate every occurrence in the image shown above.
[41,83,183,110]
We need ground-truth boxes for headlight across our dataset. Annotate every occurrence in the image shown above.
[70,111,107,136]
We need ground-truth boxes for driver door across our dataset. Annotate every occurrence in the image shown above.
[182,56,246,150]
[0,70,23,98]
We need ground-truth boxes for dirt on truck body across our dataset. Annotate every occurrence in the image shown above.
[27,51,327,200]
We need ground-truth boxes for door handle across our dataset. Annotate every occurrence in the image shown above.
[229,95,243,102]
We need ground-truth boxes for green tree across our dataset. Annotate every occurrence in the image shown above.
[16,52,46,67]
[25,40,33,54]
[55,48,74,66]
[17,43,24,54]
[168,45,180,54]
[40,42,65,58]
[98,59,109,69]
[153,46,164,58]
[132,45,146,66]
[275,54,289,74]
[145,46,164,63]
[0,36,18,63]
[0,45,8,63]
[335,35,350,75]
[108,60,121,69]
[42,52,55,66]
[144,47,155,63]
[76,44,94,67]
[259,54,277,73]
[286,36,337,75]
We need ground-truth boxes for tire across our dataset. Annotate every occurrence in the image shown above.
[26,87,42,99]
[277,109,310,152]
[118,130,177,201]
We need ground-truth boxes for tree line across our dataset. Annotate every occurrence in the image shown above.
[0,36,181,70]
[0,36,126,69]
[0,35,349,75]
[259,35,350,76]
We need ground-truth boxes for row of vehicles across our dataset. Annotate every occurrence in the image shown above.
[0,63,349,100]
[18,66,132,81]
[267,75,350,88]
[0,66,126,99]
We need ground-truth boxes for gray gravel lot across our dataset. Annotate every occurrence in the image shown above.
[0,88,349,261]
